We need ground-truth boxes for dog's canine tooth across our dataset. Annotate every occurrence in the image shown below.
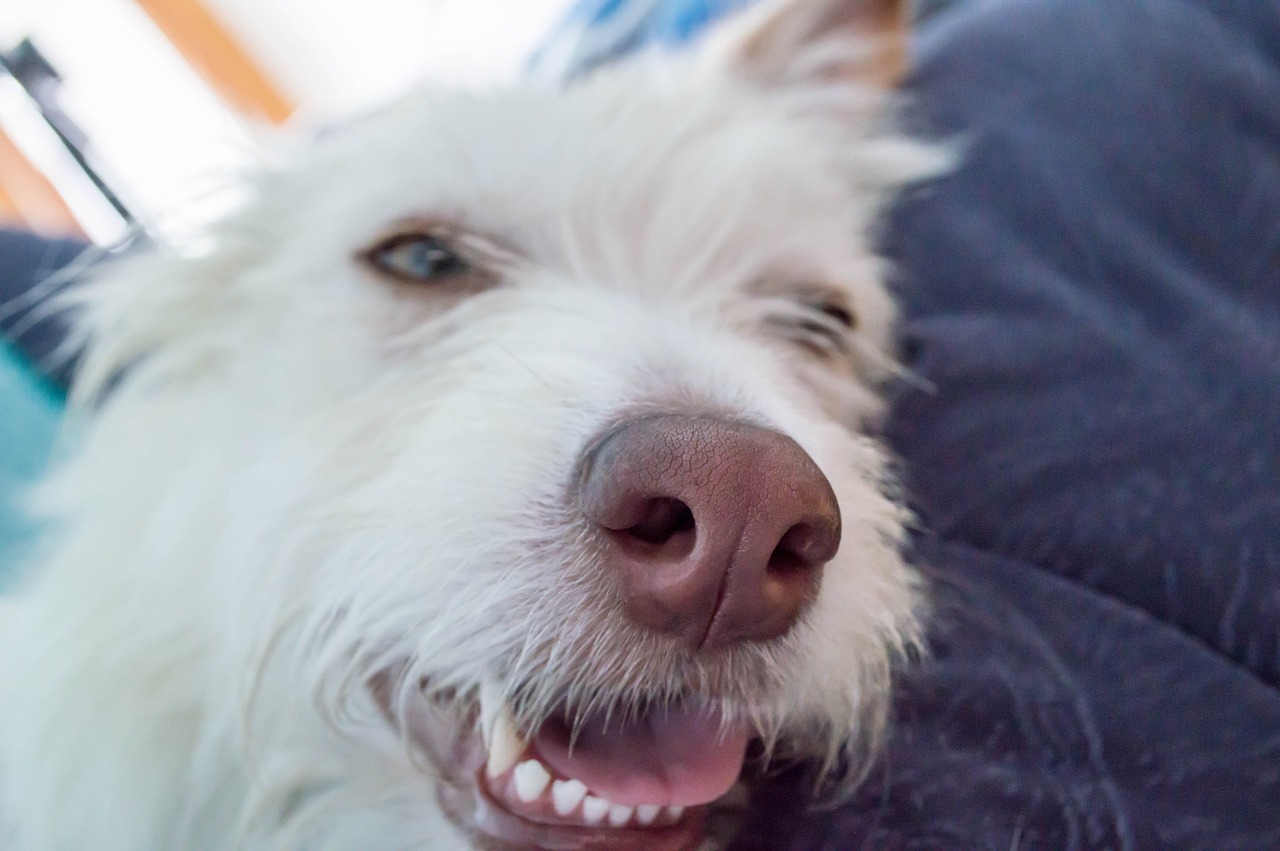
[606,803,634,827]
[581,796,609,825]
[552,779,588,816]
[635,804,660,826]
[485,712,523,779]
[478,680,505,746]
[512,760,551,802]
[480,682,524,778]
[483,716,524,778]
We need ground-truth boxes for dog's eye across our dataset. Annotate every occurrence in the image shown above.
[365,233,469,283]
[767,295,858,359]
[808,299,856,330]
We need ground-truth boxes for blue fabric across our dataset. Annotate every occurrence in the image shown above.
[534,0,756,80]
[533,0,960,78]
[0,229,89,392]
[887,0,1280,686]
[1,230,85,585]
[0,347,59,586]
[545,0,1280,846]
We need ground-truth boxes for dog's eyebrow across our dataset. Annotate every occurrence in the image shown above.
[451,230,526,270]
[750,279,857,318]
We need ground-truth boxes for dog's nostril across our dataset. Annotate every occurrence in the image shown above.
[625,497,696,546]
[768,542,806,577]
[768,522,831,577]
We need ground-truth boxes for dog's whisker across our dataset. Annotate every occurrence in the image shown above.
[490,343,553,390]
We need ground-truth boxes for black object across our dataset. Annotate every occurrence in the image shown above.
[0,38,137,231]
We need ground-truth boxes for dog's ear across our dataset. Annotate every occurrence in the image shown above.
[713,0,909,90]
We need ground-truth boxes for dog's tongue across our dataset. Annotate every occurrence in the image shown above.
[534,705,749,808]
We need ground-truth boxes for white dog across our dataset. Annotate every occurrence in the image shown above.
[0,1,942,848]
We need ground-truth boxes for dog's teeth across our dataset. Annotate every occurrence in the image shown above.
[666,805,685,821]
[581,796,609,825]
[512,760,551,802]
[552,779,588,816]
[478,681,502,744]
[635,804,660,826]
[485,716,523,779]
[483,695,524,778]
[607,803,634,827]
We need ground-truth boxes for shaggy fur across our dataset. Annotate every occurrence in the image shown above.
[0,2,942,848]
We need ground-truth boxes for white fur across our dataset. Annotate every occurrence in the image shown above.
[0,9,942,849]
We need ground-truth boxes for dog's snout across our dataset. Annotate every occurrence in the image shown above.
[579,414,841,650]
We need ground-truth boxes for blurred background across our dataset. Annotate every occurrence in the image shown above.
[0,0,574,244]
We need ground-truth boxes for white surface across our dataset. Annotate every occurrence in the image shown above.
[0,0,571,235]
[208,0,574,116]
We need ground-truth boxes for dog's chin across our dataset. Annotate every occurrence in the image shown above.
[397,687,758,851]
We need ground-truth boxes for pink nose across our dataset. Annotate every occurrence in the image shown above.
[579,414,841,650]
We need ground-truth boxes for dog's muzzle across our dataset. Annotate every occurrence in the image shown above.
[409,414,842,850]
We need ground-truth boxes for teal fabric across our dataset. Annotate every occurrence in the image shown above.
[0,346,61,586]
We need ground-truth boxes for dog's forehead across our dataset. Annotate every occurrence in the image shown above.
[303,69,857,264]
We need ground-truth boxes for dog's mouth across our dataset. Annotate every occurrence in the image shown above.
[403,681,752,850]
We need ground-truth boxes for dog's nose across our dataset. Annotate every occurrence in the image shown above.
[579,414,841,650]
